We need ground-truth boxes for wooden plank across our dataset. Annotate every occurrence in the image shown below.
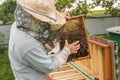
[107,41,118,80]
[88,43,93,70]
[92,44,98,75]
[50,72,80,79]
[90,43,95,73]
[53,74,85,80]
[46,74,53,80]
[97,46,104,78]
[50,69,75,75]
[48,63,89,80]
[69,62,96,80]
[88,39,109,48]
[73,60,97,77]
[104,47,112,80]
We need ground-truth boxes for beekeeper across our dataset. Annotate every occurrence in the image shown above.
[8,0,80,80]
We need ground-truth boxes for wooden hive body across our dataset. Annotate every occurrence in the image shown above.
[47,15,117,80]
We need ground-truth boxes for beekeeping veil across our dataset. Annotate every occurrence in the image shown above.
[16,0,66,30]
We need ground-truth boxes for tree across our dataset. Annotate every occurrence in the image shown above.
[0,0,16,24]
[70,0,92,16]
[55,0,76,12]
[55,0,93,16]
[92,0,120,16]
[0,0,95,24]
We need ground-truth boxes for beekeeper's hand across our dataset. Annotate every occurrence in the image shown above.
[65,40,80,54]
[61,12,70,20]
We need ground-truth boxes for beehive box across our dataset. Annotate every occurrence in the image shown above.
[59,15,90,61]
[47,37,117,80]
[47,63,92,80]
[47,15,118,80]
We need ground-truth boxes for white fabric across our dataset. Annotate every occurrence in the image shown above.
[8,22,70,80]
[16,0,66,30]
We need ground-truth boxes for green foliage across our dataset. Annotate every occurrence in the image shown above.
[0,0,119,25]
[0,0,16,24]
[95,34,110,40]
[110,8,120,16]
[0,32,5,42]
[93,0,120,16]
[0,46,15,80]
[70,1,92,16]
[88,10,106,15]
[55,0,76,11]
[55,0,93,16]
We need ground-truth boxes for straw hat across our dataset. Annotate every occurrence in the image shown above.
[16,0,66,30]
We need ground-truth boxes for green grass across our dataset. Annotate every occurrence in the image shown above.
[95,34,110,39]
[0,32,5,42]
[88,10,106,16]
[0,46,14,80]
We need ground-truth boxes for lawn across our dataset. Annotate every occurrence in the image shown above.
[0,45,14,80]
[95,34,110,39]
[88,10,106,16]
[0,32,5,42]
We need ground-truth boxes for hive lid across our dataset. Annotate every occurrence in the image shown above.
[106,26,120,34]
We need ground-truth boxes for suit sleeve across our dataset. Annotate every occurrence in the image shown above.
[22,46,70,73]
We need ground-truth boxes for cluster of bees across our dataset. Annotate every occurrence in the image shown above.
[59,19,89,61]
